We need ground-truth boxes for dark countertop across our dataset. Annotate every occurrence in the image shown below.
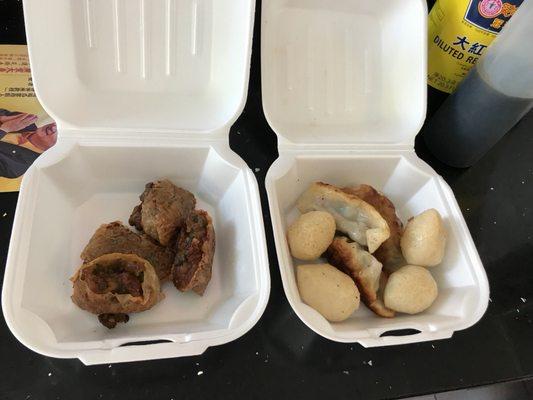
[1,1,532,399]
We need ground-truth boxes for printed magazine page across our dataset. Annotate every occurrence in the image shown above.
[0,44,57,192]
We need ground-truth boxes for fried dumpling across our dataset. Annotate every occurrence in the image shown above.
[81,221,175,282]
[326,237,395,318]
[368,272,395,318]
[343,184,405,272]
[172,210,215,295]
[129,179,196,246]
[71,253,162,328]
[297,182,390,253]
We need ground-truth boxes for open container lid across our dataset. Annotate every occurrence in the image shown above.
[261,0,427,146]
[24,0,255,133]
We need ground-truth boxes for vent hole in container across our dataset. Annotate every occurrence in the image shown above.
[380,329,421,337]
[120,339,173,347]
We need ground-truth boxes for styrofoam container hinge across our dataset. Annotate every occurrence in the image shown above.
[58,129,232,146]
[278,142,415,154]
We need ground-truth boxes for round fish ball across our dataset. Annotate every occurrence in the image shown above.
[288,211,336,260]
[384,265,438,314]
[401,209,447,267]
[297,263,360,322]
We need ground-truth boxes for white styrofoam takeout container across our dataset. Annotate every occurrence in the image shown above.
[262,0,489,346]
[1,0,270,364]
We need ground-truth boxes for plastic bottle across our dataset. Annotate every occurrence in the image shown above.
[427,0,523,93]
[423,0,533,168]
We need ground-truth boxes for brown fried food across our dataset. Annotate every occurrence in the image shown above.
[98,313,129,329]
[71,253,162,328]
[81,221,174,282]
[172,210,215,295]
[368,272,395,318]
[343,184,405,272]
[129,179,196,246]
[326,236,395,318]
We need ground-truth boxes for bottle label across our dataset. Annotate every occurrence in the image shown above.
[428,0,522,93]
[466,0,521,32]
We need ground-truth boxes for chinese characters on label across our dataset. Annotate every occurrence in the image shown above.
[453,36,488,55]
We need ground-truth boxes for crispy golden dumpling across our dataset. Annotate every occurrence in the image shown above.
[297,182,390,253]
[326,236,395,318]
[343,184,405,272]
[368,271,395,318]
